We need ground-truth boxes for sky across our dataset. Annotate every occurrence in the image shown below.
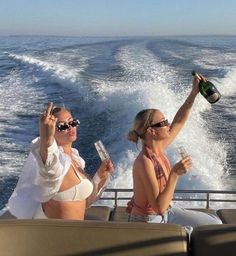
[0,0,236,36]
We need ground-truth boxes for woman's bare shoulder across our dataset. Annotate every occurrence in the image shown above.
[133,152,153,173]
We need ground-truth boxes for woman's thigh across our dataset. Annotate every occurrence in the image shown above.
[167,206,222,228]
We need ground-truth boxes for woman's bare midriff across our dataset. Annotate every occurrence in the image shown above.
[42,199,86,220]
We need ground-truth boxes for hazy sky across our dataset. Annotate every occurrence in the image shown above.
[0,0,236,36]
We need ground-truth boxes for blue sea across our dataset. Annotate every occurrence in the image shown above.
[0,35,236,209]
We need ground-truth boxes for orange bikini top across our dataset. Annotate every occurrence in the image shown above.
[126,145,171,215]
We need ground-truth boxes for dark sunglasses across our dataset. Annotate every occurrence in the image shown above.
[150,119,169,128]
[56,119,80,132]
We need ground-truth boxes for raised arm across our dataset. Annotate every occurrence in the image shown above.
[39,103,58,164]
[163,74,204,148]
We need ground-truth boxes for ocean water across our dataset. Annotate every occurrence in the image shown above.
[0,35,236,209]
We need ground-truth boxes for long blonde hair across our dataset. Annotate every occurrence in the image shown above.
[127,109,157,143]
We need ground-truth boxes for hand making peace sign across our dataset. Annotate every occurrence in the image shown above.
[40,102,58,147]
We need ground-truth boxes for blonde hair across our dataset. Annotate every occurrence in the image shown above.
[52,107,71,117]
[128,109,157,143]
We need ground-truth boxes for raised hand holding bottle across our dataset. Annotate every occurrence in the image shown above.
[192,71,221,104]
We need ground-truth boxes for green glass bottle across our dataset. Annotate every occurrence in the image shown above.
[192,71,221,104]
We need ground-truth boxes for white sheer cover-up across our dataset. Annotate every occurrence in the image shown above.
[7,137,109,219]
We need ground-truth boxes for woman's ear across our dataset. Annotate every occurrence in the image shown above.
[146,127,154,136]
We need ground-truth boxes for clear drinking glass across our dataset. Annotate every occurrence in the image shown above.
[94,140,110,161]
[178,146,188,159]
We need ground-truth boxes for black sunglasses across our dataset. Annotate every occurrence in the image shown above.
[150,119,169,128]
[56,119,80,132]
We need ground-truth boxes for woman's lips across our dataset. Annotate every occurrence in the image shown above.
[68,131,76,136]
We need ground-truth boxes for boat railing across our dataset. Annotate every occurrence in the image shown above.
[100,188,236,208]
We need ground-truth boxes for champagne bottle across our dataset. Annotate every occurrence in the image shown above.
[192,71,221,104]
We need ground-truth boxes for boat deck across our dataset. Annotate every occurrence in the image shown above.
[0,189,236,256]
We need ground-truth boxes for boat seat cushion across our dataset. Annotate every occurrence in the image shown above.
[85,205,113,221]
[190,224,236,256]
[111,206,129,221]
[0,220,188,256]
[216,209,236,224]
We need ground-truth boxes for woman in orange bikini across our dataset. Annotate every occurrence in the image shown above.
[8,103,113,219]
[127,74,222,228]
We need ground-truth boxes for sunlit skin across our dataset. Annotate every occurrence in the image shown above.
[131,74,203,216]
[39,103,113,219]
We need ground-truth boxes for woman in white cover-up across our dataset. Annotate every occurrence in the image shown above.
[8,103,113,219]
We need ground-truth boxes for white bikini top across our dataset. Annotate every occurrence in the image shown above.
[52,163,94,201]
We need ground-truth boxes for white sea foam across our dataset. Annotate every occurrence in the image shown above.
[7,52,87,84]
[193,48,236,70]
[0,70,46,178]
[89,42,228,192]
[1,38,234,209]
[214,67,236,96]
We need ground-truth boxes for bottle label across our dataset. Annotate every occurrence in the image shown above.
[199,82,221,103]
[206,93,220,103]
[192,71,221,104]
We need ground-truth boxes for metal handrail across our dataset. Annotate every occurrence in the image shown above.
[100,188,236,208]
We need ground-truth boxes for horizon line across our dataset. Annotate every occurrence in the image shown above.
[1,34,236,38]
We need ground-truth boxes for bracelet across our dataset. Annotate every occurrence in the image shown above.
[93,172,102,184]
